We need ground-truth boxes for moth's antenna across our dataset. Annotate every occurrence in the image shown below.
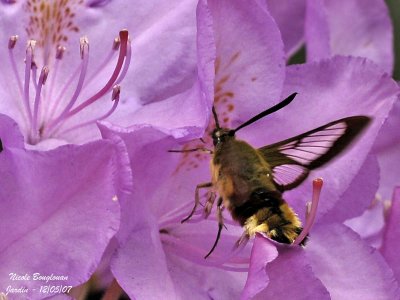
[212,106,221,130]
[233,92,297,133]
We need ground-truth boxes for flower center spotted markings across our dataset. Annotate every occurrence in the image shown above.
[174,52,242,173]
[26,0,82,64]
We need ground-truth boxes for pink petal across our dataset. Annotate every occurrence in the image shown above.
[266,0,306,57]
[0,138,124,299]
[374,101,400,200]
[165,250,247,300]
[305,0,335,59]
[0,114,24,149]
[161,220,249,298]
[75,0,199,104]
[305,0,393,73]
[161,220,250,269]
[307,223,400,299]
[254,245,329,300]
[381,187,400,282]
[241,234,278,300]
[377,145,400,200]
[345,200,385,248]
[99,125,196,297]
[207,0,285,123]
[101,124,204,296]
[99,124,181,239]
[120,0,217,135]
[125,84,208,139]
[374,101,400,152]
[322,154,379,223]
[110,226,178,299]
[197,0,217,107]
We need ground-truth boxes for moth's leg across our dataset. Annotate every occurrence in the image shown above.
[204,190,217,218]
[204,197,225,259]
[168,148,213,154]
[217,197,228,230]
[234,231,249,250]
[181,182,213,223]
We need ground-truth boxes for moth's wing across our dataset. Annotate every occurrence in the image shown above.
[258,116,371,190]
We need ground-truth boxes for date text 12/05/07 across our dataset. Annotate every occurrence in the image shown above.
[39,285,72,294]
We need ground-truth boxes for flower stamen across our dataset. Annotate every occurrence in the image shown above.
[8,35,24,98]
[65,30,128,117]
[31,66,49,143]
[44,30,129,138]
[293,178,323,246]
[47,46,66,101]
[45,37,90,135]
[58,85,121,136]
[23,40,36,124]
[7,29,130,144]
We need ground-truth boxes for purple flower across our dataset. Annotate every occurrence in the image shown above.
[304,0,393,73]
[0,1,199,298]
[0,113,128,299]
[0,0,199,147]
[100,0,399,298]
[266,0,394,72]
[265,0,306,57]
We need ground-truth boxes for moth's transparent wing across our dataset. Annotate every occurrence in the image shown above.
[258,116,371,190]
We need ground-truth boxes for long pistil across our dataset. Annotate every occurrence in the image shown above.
[293,178,323,246]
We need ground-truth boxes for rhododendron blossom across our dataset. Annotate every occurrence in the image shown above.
[1,0,399,299]
[100,0,400,299]
[0,0,200,299]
